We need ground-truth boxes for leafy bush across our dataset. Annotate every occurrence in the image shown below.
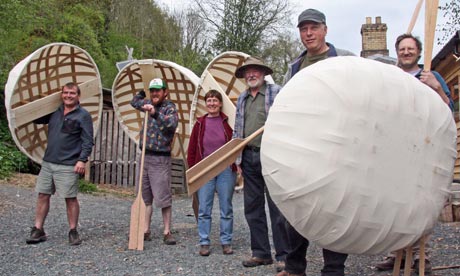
[0,121,30,179]
[78,178,98,194]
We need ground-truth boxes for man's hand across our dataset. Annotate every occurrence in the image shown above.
[419,71,441,91]
[74,161,86,175]
[142,104,156,116]
[420,71,450,106]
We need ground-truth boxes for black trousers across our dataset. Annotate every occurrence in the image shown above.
[284,220,348,276]
[241,149,289,261]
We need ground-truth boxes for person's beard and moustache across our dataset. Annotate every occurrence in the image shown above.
[247,76,263,89]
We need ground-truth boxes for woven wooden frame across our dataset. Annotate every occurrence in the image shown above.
[5,43,103,164]
[112,59,199,159]
[190,51,250,130]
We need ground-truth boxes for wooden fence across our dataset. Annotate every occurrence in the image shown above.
[88,110,187,194]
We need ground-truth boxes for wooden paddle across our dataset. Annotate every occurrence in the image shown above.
[414,0,439,267]
[128,61,156,250]
[424,0,439,70]
[407,0,424,34]
[186,126,264,195]
[392,1,438,273]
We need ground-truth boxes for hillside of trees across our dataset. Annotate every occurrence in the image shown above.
[0,0,457,177]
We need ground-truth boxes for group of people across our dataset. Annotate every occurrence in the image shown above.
[26,7,453,276]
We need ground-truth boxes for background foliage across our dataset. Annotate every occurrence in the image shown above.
[0,0,457,178]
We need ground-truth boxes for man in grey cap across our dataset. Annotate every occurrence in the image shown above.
[277,8,354,276]
[284,8,354,84]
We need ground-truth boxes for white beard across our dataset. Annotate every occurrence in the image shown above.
[247,78,262,88]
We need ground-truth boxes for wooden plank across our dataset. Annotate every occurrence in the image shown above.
[186,127,264,195]
[12,78,100,127]
[117,121,124,186]
[111,111,119,185]
[105,111,114,184]
[100,111,108,184]
[94,116,102,184]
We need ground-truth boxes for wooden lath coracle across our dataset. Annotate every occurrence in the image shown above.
[190,51,249,129]
[5,43,103,164]
[112,59,199,159]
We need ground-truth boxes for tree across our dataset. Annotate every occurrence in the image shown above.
[192,0,291,55]
[259,32,303,84]
[438,0,460,44]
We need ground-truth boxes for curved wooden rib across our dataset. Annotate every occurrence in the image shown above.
[5,43,103,164]
[112,59,199,159]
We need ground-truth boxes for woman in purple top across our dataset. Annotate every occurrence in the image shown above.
[187,90,236,257]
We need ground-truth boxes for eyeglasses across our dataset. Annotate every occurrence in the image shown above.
[149,88,163,93]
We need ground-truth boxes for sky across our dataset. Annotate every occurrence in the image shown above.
[156,0,450,60]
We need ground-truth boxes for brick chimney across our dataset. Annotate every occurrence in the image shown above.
[360,16,389,58]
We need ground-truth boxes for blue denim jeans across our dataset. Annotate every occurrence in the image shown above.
[197,166,236,245]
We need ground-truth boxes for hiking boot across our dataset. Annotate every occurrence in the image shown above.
[199,245,210,256]
[26,227,47,244]
[414,259,432,275]
[163,232,176,245]
[222,244,233,255]
[144,231,152,241]
[69,229,82,246]
[375,256,404,271]
[242,256,273,267]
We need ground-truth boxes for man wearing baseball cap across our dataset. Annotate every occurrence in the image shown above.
[131,77,179,245]
[278,8,354,276]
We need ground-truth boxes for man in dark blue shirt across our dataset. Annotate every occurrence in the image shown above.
[26,82,94,246]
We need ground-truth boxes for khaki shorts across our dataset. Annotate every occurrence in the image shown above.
[36,161,79,198]
[136,155,172,208]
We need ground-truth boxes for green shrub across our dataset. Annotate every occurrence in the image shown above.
[0,121,30,179]
[78,178,98,193]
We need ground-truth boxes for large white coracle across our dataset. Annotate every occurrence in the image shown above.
[5,43,103,164]
[261,56,456,255]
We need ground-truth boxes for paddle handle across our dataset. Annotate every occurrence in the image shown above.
[424,0,439,70]
[407,0,424,34]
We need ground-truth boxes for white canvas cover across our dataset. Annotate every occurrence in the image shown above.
[261,56,456,255]
[5,43,103,164]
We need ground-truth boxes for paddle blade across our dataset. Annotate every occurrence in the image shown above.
[186,138,245,195]
[128,195,146,250]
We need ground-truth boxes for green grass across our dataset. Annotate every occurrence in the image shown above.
[78,179,98,194]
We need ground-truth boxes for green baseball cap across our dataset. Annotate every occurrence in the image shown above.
[149,78,167,89]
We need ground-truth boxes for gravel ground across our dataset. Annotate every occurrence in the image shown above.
[0,177,459,276]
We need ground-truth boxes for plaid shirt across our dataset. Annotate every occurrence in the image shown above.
[131,92,178,153]
[232,82,281,165]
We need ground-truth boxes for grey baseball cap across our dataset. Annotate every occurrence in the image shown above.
[297,8,326,27]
